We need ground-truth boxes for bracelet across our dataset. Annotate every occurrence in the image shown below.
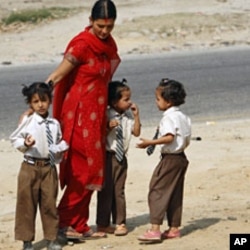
[48,80,54,88]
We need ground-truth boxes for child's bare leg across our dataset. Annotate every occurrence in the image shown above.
[168,226,179,232]
[151,224,161,232]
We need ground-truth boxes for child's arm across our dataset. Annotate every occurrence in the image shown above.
[48,121,69,164]
[106,119,119,133]
[51,122,69,153]
[9,115,35,153]
[130,103,141,137]
[24,134,35,147]
[18,108,33,124]
[136,133,174,149]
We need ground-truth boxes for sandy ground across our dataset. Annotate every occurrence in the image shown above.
[0,0,250,65]
[0,1,250,250]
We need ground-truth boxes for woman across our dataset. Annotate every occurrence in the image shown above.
[46,0,120,239]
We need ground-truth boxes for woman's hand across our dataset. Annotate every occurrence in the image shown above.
[46,58,75,86]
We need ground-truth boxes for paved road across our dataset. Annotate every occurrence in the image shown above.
[1,47,250,139]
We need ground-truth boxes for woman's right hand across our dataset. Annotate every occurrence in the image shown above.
[45,58,75,86]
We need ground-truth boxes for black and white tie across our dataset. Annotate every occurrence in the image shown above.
[45,120,55,166]
[146,127,159,156]
[116,116,124,162]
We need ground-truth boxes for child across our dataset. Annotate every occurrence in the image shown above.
[9,82,68,250]
[96,79,141,236]
[136,78,191,243]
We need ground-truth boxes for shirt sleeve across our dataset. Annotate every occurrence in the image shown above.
[64,42,89,65]
[50,119,69,163]
[159,116,176,137]
[9,115,29,153]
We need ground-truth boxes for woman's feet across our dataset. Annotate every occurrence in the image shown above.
[59,226,83,240]
[82,229,107,240]
[59,226,106,240]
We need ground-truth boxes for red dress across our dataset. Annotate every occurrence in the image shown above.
[53,26,120,233]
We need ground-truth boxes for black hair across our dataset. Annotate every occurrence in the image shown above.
[157,78,186,106]
[91,0,117,20]
[108,78,130,106]
[22,82,53,104]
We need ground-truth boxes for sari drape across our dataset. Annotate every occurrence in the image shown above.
[53,26,120,191]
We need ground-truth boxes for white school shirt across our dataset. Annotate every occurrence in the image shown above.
[106,108,134,156]
[158,106,191,154]
[9,113,68,163]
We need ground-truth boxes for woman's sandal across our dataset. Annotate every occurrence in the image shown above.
[60,226,84,240]
[82,229,107,240]
[137,230,162,243]
[114,224,128,236]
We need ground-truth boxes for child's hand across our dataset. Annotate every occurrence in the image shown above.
[130,103,139,116]
[108,119,119,129]
[24,134,35,147]
[136,138,151,148]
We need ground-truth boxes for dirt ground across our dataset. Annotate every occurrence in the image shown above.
[0,0,250,65]
[0,1,250,250]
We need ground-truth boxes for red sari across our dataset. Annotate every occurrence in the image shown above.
[53,26,120,233]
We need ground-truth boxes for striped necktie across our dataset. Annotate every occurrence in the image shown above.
[146,127,159,156]
[45,120,55,167]
[115,115,124,162]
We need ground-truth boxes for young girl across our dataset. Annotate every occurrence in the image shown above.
[96,79,141,236]
[9,82,68,250]
[136,78,191,243]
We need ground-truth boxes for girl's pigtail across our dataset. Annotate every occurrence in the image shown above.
[122,78,127,84]
[21,84,29,97]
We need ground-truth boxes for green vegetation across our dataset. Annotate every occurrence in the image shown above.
[1,7,82,26]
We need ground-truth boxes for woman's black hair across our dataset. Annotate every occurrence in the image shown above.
[22,82,53,104]
[91,0,117,20]
[157,78,186,106]
[108,78,130,106]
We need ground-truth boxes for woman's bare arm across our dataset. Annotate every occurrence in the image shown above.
[46,58,75,86]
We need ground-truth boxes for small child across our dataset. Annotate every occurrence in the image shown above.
[137,78,191,243]
[9,82,68,250]
[96,79,141,236]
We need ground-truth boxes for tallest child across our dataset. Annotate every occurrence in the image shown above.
[46,0,120,239]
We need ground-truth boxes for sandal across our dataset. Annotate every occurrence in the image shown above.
[59,226,84,240]
[137,230,162,242]
[162,229,180,239]
[82,229,107,240]
[114,224,128,236]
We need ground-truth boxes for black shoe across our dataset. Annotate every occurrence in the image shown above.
[23,241,34,250]
[47,240,62,250]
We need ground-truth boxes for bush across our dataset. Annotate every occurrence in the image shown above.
[1,7,81,25]
[2,9,52,25]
